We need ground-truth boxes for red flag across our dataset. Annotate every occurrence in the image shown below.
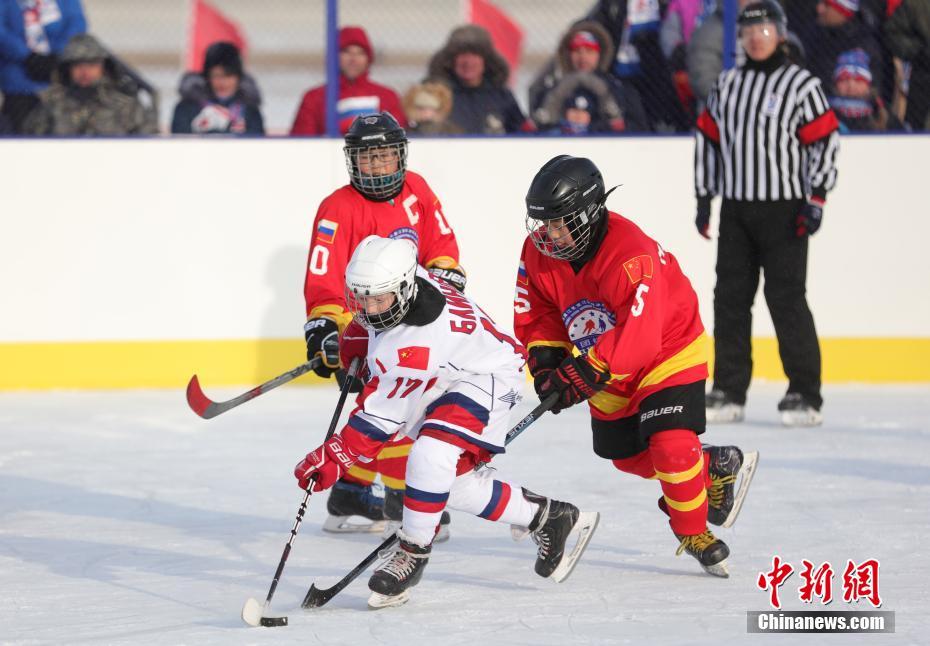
[467,0,524,80]
[186,0,248,72]
[397,346,430,370]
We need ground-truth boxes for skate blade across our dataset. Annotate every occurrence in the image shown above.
[706,405,744,424]
[702,558,730,578]
[367,590,410,609]
[781,410,823,427]
[323,515,387,534]
[721,451,759,529]
[549,511,599,583]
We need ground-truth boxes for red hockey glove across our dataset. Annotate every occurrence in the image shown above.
[336,319,369,393]
[294,435,360,491]
[538,354,611,413]
[527,345,571,412]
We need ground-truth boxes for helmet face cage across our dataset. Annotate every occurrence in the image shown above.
[345,275,416,331]
[344,141,408,201]
[526,199,603,261]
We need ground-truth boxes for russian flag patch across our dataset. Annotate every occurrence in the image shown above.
[317,219,338,244]
[517,261,528,285]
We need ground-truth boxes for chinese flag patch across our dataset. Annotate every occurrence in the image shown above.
[397,346,430,370]
[623,255,654,284]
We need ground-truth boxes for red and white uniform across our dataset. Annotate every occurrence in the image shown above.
[305,171,461,332]
[514,211,709,420]
[339,273,535,545]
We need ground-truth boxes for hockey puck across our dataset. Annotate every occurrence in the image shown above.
[260,616,288,627]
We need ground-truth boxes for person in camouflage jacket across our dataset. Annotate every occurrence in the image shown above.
[24,33,156,135]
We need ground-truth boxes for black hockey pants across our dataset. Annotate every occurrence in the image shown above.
[712,199,822,409]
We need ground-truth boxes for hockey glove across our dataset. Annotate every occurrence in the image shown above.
[695,195,712,240]
[304,317,340,378]
[538,354,611,413]
[24,53,56,82]
[527,345,571,412]
[428,265,467,292]
[294,434,360,492]
[796,197,824,237]
[335,319,369,393]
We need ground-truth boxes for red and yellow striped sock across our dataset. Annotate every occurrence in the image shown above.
[649,429,707,536]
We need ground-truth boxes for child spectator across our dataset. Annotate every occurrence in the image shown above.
[534,73,626,134]
[171,41,264,135]
[830,48,901,130]
[291,26,406,135]
[402,81,463,135]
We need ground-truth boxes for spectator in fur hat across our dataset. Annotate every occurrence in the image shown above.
[529,21,648,132]
[426,24,532,134]
[290,26,406,135]
[830,48,901,130]
[171,41,264,135]
[402,81,463,135]
[534,72,627,134]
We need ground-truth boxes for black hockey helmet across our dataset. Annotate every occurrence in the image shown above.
[525,155,610,261]
[738,1,788,38]
[344,111,408,201]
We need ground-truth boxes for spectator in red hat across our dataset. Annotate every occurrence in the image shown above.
[290,26,406,135]
[830,48,901,130]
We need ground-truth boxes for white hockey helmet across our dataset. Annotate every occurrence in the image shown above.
[345,235,418,331]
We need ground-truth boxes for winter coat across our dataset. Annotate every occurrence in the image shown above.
[171,72,264,135]
[534,72,626,133]
[290,72,406,136]
[885,0,930,74]
[426,24,528,134]
[797,16,885,95]
[0,0,86,96]
[23,34,156,135]
[527,20,649,132]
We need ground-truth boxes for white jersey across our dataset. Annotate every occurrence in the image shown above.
[346,271,527,456]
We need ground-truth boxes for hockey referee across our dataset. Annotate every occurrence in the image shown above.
[693,0,839,427]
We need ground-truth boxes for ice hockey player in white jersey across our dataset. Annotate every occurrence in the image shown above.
[295,235,599,608]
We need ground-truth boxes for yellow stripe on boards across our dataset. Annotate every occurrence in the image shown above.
[1,337,930,390]
[664,489,707,513]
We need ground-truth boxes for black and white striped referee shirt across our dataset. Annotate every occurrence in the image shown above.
[694,53,839,202]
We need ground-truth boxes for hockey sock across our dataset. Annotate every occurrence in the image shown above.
[649,429,707,536]
[448,466,538,527]
[373,435,413,491]
[402,436,460,545]
[341,469,375,488]
[611,449,657,478]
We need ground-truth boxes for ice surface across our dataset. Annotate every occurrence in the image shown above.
[1,383,928,645]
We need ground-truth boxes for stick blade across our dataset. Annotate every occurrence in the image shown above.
[241,597,263,627]
[302,583,335,609]
[186,375,219,419]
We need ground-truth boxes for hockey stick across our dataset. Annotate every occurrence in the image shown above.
[301,392,559,609]
[241,358,361,628]
[186,357,322,419]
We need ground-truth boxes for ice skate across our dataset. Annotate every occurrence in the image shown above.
[524,490,599,583]
[675,529,730,578]
[322,480,386,534]
[367,531,431,609]
[778,393,823,427]
[381,487,451,542]
[705,446,759,528]
[705,389,744,424]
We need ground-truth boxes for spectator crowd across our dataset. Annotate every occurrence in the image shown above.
[2,0,929,136]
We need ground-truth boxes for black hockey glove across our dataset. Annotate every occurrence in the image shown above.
[527,345,571,412]
[304,317,340,378]
[427,265,467,292]
[24,53,56,82]
[538,354,611,414]
[796,197,824,237]
[335,367,364,393]
[695,195,712,239]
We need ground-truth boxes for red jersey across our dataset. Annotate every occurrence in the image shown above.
[290,74,408,135]
[305,170,461,330]
[513,211,708,421]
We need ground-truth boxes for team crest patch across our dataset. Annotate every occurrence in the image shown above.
[317,219,338,244]
[389,227,419,246]
[562,299,616,351]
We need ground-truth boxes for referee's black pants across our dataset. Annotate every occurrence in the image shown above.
[712,198,822,409]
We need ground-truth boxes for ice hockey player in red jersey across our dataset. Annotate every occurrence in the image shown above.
[514,155,758,577]
[303,112,466,537]
[295,236,599,608]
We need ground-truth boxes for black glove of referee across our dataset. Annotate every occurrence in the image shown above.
[695,195,712,240]
[796,197,824,237]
